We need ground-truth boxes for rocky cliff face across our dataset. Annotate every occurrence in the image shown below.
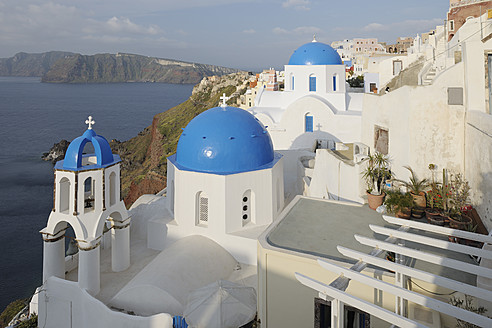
[0,51,75,77]
[41,52,241,84]
[42,140,70,163]
[0,51,242,84]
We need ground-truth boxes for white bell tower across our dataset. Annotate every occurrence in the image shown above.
[40,117,130,295]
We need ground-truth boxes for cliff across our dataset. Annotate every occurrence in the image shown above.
[118,72,250,204]
[0,51,75,77]
[41,53,241,84]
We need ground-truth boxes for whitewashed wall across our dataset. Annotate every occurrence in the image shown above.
[38,277,173,328]
[362,62,466,186]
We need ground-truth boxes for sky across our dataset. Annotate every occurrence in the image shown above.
[0,0,450,70]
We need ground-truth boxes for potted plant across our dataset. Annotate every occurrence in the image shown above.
[396,166,429,208]
[447,173,473,230]
[425,168,451,225]
[362,152,392,210]
[425,181,446,225]
[384,190,414,219]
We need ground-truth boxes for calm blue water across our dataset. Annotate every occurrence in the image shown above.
[0,77,194,311]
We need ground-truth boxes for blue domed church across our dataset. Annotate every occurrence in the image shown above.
[251,37,363,152]
[148,102,285,265]
[285,37,346,94]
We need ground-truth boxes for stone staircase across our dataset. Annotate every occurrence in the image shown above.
[422,67,436,86]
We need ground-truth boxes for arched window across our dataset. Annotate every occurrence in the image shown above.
[84,176,94,213]
[196,191,208,226]
[242,190,251,226]
[333,74,338,92]
[305,113,313,132]
[291,74,295,90]
[59,177,70,214]
[109,172,116,206]
[309,74,316,92]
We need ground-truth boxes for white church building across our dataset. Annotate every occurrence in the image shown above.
[251,37,369,205]
[251,37,364,151]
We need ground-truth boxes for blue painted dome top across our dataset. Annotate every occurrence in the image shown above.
[174,106,275,174]
[56,120,119,171]
[288,39,342,65]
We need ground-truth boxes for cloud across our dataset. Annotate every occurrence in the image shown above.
[0,1,180,57]
[356,18,442,42]
[83,17,162,36]
[362,23,387,32]
[282,0,310,11]
[243,29,256,34]
[273,26,320,35]
[397,18,443,31]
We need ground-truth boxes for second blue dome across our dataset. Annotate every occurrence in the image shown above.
[288,41,342,65]
[175,106,275,174]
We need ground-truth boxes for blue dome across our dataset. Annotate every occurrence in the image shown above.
[56,128,119,171]
[175,106,275,174]
[288,41,342,65]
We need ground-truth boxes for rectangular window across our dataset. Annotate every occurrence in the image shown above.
[333,75,337,91]
[291,76,295,90]
[305,115,313,132]
[314,298,370,328]
[309,76,316,91]
[374,126,389,155]
[393,60,403,75]
[449,20,455,31]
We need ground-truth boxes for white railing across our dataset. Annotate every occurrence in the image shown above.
[296,215,492,328]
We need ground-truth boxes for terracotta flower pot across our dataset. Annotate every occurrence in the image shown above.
[396,208,411,219]
[448,214,473,230]
[425,208,445,226]
[411,207,425,219]
[367,191,385,210]
[411,191,426,208]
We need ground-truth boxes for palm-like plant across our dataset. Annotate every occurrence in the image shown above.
[361,152,392,195]
[397,166,429,195]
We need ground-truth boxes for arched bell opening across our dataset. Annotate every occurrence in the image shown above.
[84,176,95,213]
[58,177,71,214]
[109,171,117,206]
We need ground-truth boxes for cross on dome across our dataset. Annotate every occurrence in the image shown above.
[220,93,229,108]
[85,116,95,129]
[312,34,317,42]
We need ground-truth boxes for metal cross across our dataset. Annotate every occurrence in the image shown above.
[85,116,95,129]
[220,93,229,108]
[316,123,322,131]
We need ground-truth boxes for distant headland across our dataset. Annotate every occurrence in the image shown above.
[0,51,242,84]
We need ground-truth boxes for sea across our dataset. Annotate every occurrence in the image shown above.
[0,77,194,311]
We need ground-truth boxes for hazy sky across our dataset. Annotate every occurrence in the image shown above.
[0,0,449,70]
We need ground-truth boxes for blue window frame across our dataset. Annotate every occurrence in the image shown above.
[333,75,337,91]
[305,115,313,132]
[292,76,295,90]
[309,76,316,91]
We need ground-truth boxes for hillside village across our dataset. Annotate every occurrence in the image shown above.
[8,1,492,328]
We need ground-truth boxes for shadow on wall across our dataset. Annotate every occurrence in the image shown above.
[289,131,340,151]
[477,171,492,229]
